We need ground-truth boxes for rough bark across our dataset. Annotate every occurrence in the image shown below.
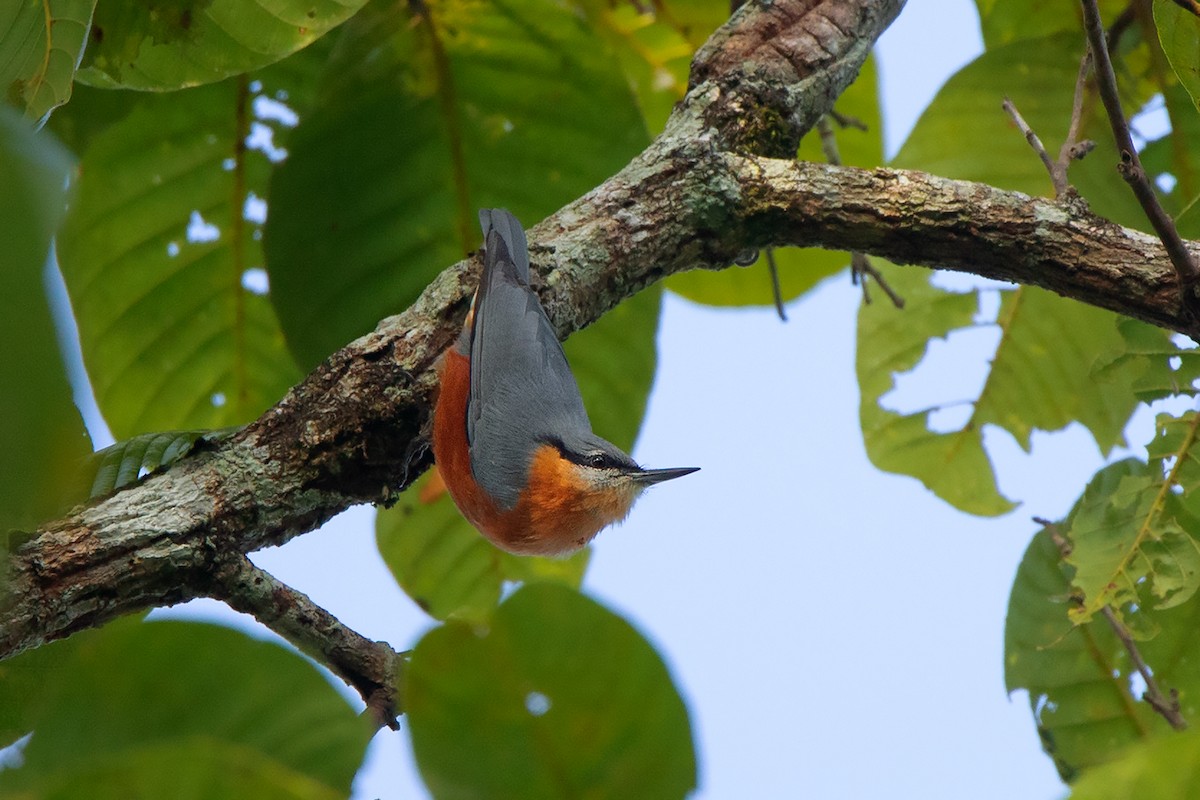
[4,0,1196,722]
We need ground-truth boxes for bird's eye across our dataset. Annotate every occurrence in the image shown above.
[586,453,608,469]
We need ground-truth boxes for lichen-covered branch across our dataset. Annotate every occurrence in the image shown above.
[728,155,1199,337]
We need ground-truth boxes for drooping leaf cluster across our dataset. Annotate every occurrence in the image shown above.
[5,0,1200,797]
[860,1,1200,794]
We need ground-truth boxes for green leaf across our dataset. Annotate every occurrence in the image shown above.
[667,57,882,307]
[265,0,649,369]
[0,618,372,797]
[1092,317,1200,402]
[1006,526,1148,781]
[974,0,1127,48]
[975,289,1140,454]
[857,269,1014,515]
[576,1,692,134]
[859,281,1144,520]
[1005,441,1200,780]
[655,0,730,48]
[377,288,660,620]
[1004,523,1169,782]
[75,0,367,91]
[0,634,79,749]
[408,584,695,800]
[1069,731,1200,799]
[56,77,305,438]
[2,738,351,800]
[1155,0,1200,114]
[1066,452,1200,627]
[84,428,234,497]
[0,0,94,123]
[0,107,91,531]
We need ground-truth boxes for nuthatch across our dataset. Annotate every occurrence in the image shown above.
[432,209,698,556]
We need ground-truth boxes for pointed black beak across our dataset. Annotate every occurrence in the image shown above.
[628,466,700,485]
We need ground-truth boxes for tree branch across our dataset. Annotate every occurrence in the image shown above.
[208,555,405,730]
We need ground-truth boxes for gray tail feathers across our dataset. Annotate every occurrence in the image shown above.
[478,208,530,283]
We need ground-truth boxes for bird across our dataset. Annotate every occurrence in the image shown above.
[432,208,698,556]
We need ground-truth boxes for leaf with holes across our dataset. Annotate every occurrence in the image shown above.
[1065,455,1200,630]
[264,0,649,369]
[1004,522,1180,782]
[860,271,1146,517]
[976,288,1141,454]
[408,584,695,800]
[54,69,322,437]
[0,0,94,123]
[377,288,659,620]
[857,268,1013,515]
[1092,317,1200,402]
[75,0,366,91]
[1147,411,1200,528]
[0,618,373,798]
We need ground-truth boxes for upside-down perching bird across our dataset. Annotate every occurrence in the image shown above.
[432,209,698,556]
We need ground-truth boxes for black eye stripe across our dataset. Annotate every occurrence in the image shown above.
[543,437,623,470]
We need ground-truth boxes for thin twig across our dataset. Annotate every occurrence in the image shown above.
[1080,0,1200,318]
[853,253,904,308]
[1057,52,1096,172]
[827,109,868,131]
[816,116,903,308]
[211,555,405,730]
[1002,98,1066,196]
[1034,516,1188,732]
[1106,2,1139,51]
[1100,606,1189,730]
[764,248,787,320]
[1001,78,1093,200]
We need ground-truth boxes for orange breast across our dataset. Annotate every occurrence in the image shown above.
[433,350,639,556]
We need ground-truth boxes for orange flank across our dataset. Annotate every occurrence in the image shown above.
[432,348,497,532]
[432,348,641,556]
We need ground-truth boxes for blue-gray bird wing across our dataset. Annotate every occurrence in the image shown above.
[468,209,592,509]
